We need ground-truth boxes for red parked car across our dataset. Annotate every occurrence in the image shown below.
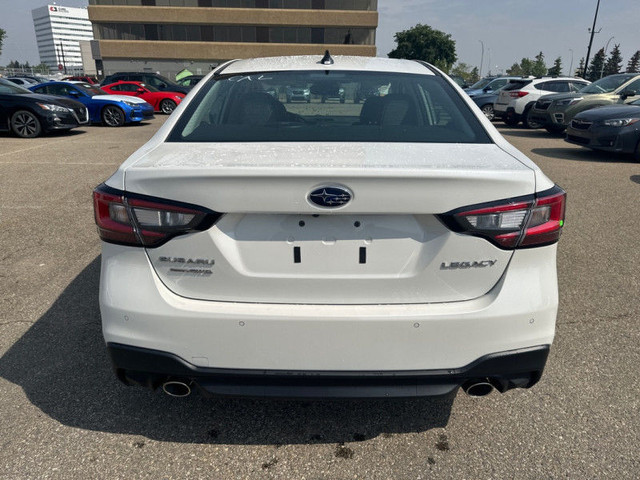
[101,81,185,114]
[63,75,99,85]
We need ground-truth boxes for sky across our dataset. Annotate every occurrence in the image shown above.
[1,0,638,76]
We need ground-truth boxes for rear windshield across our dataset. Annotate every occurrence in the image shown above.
[502,80,532,91]
[167,71,491,144]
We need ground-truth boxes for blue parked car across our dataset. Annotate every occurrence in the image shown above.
[29,81,154,127]
[465,76,529,98]
[471,88,506,121]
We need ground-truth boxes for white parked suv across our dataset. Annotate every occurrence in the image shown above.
[494,77,590,128]
[93,54,566,399]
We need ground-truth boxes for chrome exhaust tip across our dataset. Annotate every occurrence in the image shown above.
[162,380,192,398]
[463,381,494,397]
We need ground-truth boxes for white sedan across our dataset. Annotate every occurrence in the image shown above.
[93,54,565,399]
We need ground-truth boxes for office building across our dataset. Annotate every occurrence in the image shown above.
[87,0,378,77]
[32,4,95,71]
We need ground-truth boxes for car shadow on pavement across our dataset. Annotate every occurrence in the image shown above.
[530,147,634,163]
[0,257,454,445]
[498,128,553,139]
[0,129,87,139]
[630,175,640,185]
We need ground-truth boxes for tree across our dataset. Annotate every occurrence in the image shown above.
[627,50,640,73]
[506,62,523,76]
[0,28,6,58]
[547,57,562,76]
[603,44,623,77]
[388,24,457,73]
[521,58,535,76]
[450,62,477,84]
[469,66,479,84]
[531,52,547,77]
[33,63,50,74]
[506,57,535,76]
[586,48,605,81]
[575,57,585,77]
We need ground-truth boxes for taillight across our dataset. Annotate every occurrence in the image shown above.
[509,91,529,98]
[93,184,221,247]
[439,186,566,249]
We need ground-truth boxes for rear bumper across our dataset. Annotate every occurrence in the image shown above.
[100,241,558,376]
[493,104,508,118]
[495,106,519,122]
[108,342,550,398]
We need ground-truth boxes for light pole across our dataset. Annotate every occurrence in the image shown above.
[583,0,602,78]
[569,49,574,77]
[478,40,484,78]
[600,36,614,79]
[58,41,67,74]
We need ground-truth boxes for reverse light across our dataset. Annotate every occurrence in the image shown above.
[93,184,221,247]
[439,186,566,249]
[602,118,640,128]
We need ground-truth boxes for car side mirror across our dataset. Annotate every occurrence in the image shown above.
[620,89,637,99]
[136,88,145,94]
[159,83,167,89]
[69,90,80,96]
[483,86,492,92]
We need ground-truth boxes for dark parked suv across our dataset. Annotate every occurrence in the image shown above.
[100,72,190,95]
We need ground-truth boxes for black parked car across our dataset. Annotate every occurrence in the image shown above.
[100,72,190,95]
[11,74,51,84]
[565,100,640,161]
[0,78,89,138]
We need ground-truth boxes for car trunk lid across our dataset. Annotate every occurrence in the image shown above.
[124,142,535,304]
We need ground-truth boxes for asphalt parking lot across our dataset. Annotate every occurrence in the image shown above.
[1,117,639,479]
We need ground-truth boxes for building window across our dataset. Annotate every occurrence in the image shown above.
[90,0,375,9]
[97,23,374,44]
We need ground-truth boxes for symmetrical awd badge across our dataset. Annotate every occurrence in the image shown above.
[308,186,352,208]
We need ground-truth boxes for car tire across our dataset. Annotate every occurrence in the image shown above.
[503,115,519,127]
[480,104,495,121]
[340,98,345,104]
[160,99,177,115]
[11,110,42,138]
[522,105,542,129]
[545,125,566,135]
[102,105,126,127]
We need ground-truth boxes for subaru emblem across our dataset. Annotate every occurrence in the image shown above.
[308,185,352,209]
